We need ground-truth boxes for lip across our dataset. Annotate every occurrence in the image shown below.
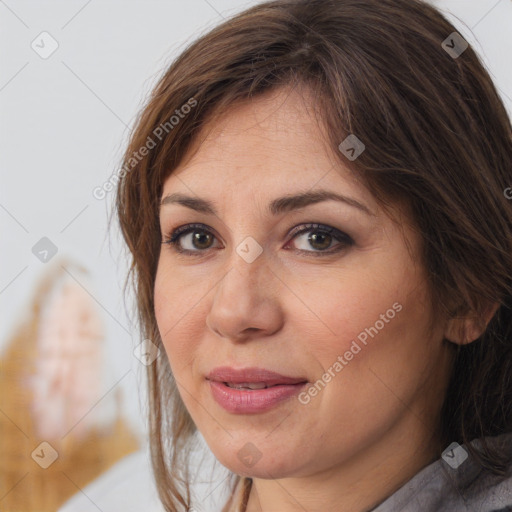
[206,366,308,414]
[207,366,307,386]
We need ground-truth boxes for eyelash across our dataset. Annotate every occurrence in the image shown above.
[161,222,354,257]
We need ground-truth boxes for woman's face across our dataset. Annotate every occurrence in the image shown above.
[154,86,453,483]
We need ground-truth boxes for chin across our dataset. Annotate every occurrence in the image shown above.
[210,440,306,479]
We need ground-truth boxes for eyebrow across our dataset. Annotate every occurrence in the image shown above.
[159,190,375,217]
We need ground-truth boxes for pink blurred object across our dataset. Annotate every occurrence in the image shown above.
[29,269,105,441]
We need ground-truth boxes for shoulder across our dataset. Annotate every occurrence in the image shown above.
[372,432,512,512]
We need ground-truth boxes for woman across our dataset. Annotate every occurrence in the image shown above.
[115,0,512,510]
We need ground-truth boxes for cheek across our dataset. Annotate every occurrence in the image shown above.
[306,269,437,415]
[154,264,205,373]
[290,270,404,361]
[297,255,432,378]
[293,275,437,453]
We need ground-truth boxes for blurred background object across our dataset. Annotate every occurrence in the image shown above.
[0,259,140,512]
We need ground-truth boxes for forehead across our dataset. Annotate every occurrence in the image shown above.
[161,86,374,209]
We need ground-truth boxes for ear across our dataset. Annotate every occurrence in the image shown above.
[444,302,500,345]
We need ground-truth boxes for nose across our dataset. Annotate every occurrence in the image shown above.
[205,251,284,342]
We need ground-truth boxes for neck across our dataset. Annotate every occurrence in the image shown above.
[243,415,441,512]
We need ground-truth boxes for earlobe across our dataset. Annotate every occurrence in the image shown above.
[444,302,500,345]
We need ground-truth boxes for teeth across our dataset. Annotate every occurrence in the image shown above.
[225,382,268,390]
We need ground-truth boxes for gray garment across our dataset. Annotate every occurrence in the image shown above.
[371,432,512,512]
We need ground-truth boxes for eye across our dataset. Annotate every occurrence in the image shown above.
[162,223,221,254]
[286,223,354,254]
[162,222,354,256]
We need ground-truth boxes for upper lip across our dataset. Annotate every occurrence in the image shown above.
[207,366,308,386]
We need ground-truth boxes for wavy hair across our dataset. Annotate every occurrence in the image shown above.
[114,0,512,510]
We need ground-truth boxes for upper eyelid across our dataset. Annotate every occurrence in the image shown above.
[166,223,219,242]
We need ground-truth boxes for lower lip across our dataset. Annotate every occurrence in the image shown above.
[208,380,307,414]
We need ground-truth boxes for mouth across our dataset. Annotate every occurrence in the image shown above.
[206,366,308,387]
[206,366,308,413]
[223,382,281,390]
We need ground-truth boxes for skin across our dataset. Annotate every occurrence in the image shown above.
[154,85,481,512]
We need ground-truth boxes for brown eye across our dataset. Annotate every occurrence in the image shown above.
[189,230,214,250]
[288,223,354,254]
[307,232,332,251]
[163,223,221,254]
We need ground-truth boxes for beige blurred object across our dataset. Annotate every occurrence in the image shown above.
[0,258,140,512]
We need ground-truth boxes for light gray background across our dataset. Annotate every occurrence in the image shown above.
[1,0,511,442]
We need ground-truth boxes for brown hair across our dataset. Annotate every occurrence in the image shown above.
[113,0,512,510]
